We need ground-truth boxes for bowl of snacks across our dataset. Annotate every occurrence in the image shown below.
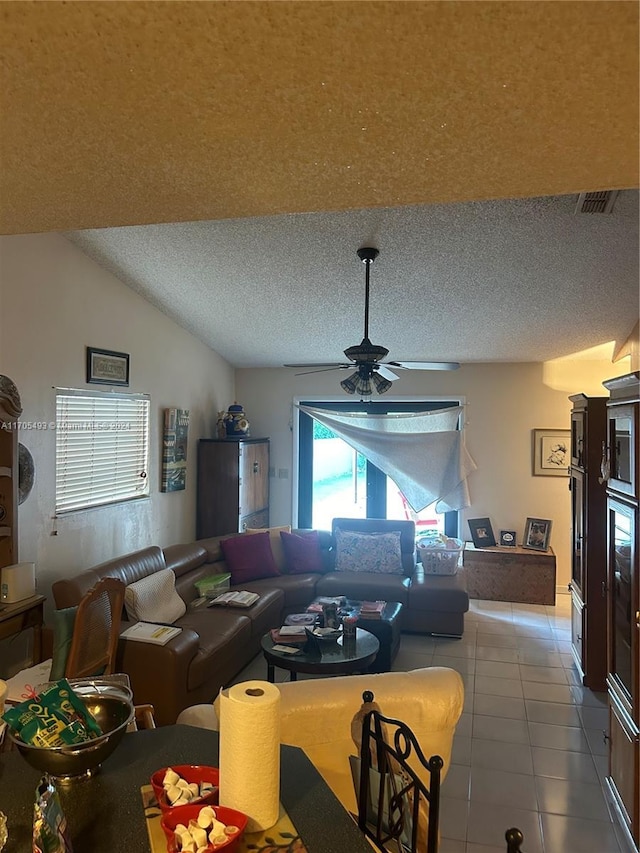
[151,764,220,812]
[5,678,134,781]
[161,803,247,852]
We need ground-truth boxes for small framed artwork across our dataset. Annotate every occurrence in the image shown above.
[468,517,496,548]
[161,408,190,492]
[523,517,552,551]
[86,347,130,386]
[499,530,517,547]
[532,429,570,477]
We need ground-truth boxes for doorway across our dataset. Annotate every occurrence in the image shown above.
[296,400,459,535]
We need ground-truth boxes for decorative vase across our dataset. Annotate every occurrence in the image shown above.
[224,403,250,437]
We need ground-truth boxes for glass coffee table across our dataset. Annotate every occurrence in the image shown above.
[261,628,380,682]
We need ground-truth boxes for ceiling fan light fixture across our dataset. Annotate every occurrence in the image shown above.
[371,372,392,394]
[340,371,359,394]
[353,373,373,399]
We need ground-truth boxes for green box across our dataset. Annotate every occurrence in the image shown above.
[194,573,231,597]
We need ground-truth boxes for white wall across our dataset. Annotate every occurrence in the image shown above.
[0,233,234,616]
[236,357,631,592]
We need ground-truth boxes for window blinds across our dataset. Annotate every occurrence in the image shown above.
[55,390,150,513]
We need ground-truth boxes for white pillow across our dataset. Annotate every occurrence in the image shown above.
[124,568,186,624]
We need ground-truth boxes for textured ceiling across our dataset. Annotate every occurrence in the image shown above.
[66,191,639,366]
[2,2,639,367]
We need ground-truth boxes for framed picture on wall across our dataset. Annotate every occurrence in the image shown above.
[523,517,552,551]
[86,347,130,386]
[532,429,570,476]
[468,517,496,548]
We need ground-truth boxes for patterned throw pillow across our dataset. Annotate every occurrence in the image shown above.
[334,529,404,574]
[220,531,281,584]
[280,530,324,574]
[124,568,187,624]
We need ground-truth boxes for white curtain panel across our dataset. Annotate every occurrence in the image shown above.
[299,405,477,513]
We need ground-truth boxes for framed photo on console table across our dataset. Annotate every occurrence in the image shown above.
[468,517,496,548]
[523,517,552,551]
[499,530,517,547]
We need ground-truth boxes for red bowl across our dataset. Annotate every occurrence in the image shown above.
[150,764,220,812]
[160,803,247,852]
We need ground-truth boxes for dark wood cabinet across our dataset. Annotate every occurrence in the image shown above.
[196,438,269,538]
[603,372,639,852]
[0,427,18,570]
[568,394,607,690]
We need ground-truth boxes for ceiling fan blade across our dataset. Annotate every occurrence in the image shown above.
[387,361,460,371]
[376,365,399,381]
[284,362,348,369]
[286,364,352,376]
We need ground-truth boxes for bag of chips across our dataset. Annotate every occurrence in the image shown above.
[2,679,101,748]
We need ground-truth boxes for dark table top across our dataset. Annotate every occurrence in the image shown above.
[0,724,372,852]
[262,628,379,676]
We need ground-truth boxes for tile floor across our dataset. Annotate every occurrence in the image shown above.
[233,594,636,853]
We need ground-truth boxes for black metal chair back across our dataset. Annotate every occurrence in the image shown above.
[356,690,443,853]
[505,827,525,852]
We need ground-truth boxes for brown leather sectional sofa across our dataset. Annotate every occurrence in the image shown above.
[51,518,468,726]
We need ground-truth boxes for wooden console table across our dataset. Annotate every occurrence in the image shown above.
[463,545,556,605]
[0,594,46,665]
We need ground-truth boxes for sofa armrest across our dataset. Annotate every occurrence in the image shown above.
[116,627,200,724]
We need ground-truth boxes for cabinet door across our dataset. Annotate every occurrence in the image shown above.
[570,470,585,595]
[607,498,638,716]
[239,441,269,519]
[608,696,639,844]
[607,403,637,498]
[570,587,585,677]
[571,409,585,468]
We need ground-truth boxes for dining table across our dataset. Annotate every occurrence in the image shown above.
[0,723,373,852]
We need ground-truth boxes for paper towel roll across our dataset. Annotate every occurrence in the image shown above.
[218,680,281,832]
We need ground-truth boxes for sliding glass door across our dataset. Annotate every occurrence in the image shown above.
[297,400,459,535]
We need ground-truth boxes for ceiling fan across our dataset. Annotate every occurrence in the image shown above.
[284,247,459,396]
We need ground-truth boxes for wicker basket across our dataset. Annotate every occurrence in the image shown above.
[418,539,464,575]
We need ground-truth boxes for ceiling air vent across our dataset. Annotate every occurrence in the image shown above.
[575,190,619,214]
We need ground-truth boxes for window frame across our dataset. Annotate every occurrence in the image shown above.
[55,387,150,514]
[294,397,461,535]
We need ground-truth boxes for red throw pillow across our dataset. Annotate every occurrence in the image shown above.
[280,530,324,574]
[220,532,280,584]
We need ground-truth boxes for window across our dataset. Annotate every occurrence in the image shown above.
[297,399,461,535]
[55,389,150,513]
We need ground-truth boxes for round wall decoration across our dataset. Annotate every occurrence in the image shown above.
[18,443,35,505]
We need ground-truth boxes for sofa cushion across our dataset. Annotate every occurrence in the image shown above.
[124,568,187,624]
[334,528,404,575]
[280,530,324,575]
[316,571,411,605]
[220,532,280,584]
[246,525,291,572]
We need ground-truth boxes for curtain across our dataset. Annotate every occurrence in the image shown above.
[298,405,477,513]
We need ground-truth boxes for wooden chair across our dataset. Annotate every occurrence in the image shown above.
[64,576,157,728]
[64,577,126,679]
[354,690,443,853]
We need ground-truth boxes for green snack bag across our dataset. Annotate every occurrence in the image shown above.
[52,680,102,738]
[33,774,74,853]
[2,679,101,747]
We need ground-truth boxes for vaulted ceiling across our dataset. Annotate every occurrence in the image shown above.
[1,2,638,367]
